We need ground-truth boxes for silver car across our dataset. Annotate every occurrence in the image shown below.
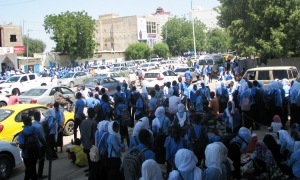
[94,72,127,83]
[19,86,76,105]
[174,67,197,82]
[58,72,91,88]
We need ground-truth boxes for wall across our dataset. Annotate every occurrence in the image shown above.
[0,24,23,47]
[0,53,17,72]
[189,6,219,29]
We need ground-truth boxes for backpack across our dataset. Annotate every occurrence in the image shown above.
[21,131,40,159]
[200,89,208,105]
[218,133,237,146]
[220,91,228,103]
[41,120,50,136]
[190,126,207,163]
[90,132,108,162]
[254,87,263,104]
[123,148,149,180]
[154,118,167,164]
[95,104,106,122]
[266,90,276,110]
[118,106,131,127]
[241,91,251,111]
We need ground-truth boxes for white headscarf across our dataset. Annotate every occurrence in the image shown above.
[133,117,149,136]
[45,108,56,118]
[139,117,150,130]
[278,130,294,148]
[141,87,148,94]
[153,107,165,128]
[258,80,264,89]
[239,127,251,139]
[97,121,109,132]
[282,79,289,86]
[140,159,163,180]
[205,143,223,174]
[169,149,203,180]
[240,82,249,94]
[216,81,222,95]
[177,104,186,127]
[225,100,235,131]
[108,121,121,143]
[294,141,300,152]
[213,142,228,162]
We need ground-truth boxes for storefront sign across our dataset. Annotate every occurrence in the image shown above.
[0,47,13,55]
[14,46,25,53]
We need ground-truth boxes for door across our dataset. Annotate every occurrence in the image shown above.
[48,87,56,104]
[23,65,28,73]
[20,75,30,92]
[34,64,40,74]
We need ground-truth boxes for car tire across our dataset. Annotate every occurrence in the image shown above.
[64,120,74,136]
[69,82,74,88]
[12,135,19,146]
[0,154,14,180]
[12,88,20,96]
[0,101,6,107]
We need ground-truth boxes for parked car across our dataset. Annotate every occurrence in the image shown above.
[174,67,197,82]
[0,74,51,96]
[0,141,22,179]
[94,72,126,83]
[58,72,91,88]
[90,65,110,73]
[19,86,76,105]
[138,63,157,72]
[109,67,131,77]
[0,95,8,107]
[141,70,179,91]
[83,77,122,96]
[0,104,75,144]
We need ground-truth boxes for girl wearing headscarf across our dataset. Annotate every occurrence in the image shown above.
[152,107,171,135]
[107,121,125,180]
[271,115,282,134]
[238,82,253,128]
[289,80,300,126]
[214,142,233,180]
[222,100,240,133]
[94,121,110,179]
[140,159,163,180]
[285,141,300,179]
[263,134,283,165]
[227,127,251,179]
[129,117,149,152]
[174,104,188,127]
[291,123,300,139]
[253,80,266,126]
[216,81,229,113]
[168,149,203,180]
[251,141,277,173]
[281,79,290,127]
[141,86,148,103]
[45,108,59,159]
[278,130,295,155]
[204,143,227,180]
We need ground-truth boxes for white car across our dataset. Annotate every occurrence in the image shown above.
[138,63,157,72]
[94,72,127,83]
[90,65,110,74]
[0,94,9,107]
[0,141,22,179]
[141,70,179,91]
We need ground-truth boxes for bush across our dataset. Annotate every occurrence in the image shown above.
[119,72,125,77]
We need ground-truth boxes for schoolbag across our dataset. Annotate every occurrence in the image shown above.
[90,132,108,162]
[154,117,167,164]
[254,87,263,104]
[41,120,50,136]
[95,104,106,122]
[241,91,251,111]
[220,90,228,103]
[21,131,40,159]
[200,89,208,105]
[118,106,131,127]
[123,148,149,180]
[190,126,207,163]
[218,133,237,146]
[266,90,276,110]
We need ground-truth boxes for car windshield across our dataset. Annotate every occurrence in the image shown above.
[100,66,107,69]
[144,73,160,78]
[140,64,149,67]
[161,61,167,64]
[199,60,207,65]
[0,109,14,122]
[84,78,100,84]
[21,88,47,96]
[109,68,120,72]
[5,76,20,83]
[95,74,107,77]
[62,73,74,78]
[113,63,121,67]
[174,68,188,73]
[207,60,213,65]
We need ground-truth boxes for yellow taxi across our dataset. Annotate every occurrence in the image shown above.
[0,104,74,143]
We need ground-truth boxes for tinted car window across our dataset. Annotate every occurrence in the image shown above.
[49,88,56,96]
[244,71,256,80]
[273,70,288,80]
[258,71,270,80]
[144,73,160,78]
[22,88,47,96]
[61,87,73,95]
[108,78,117,82]
[174,68,188,73]
[199,60,207,65]
[0,109,14,122]
[292,68,298,78]
[28,74,35,80]
[20,76,28,82]
[207,59,213,65]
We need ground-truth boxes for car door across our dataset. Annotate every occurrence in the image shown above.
[167,71,179,82]
[47,87,56,104]
[73,72,81,85]
[60,87,76,103]
[107,78,119,95]
[14,108,36,135]
[20,75,30,92]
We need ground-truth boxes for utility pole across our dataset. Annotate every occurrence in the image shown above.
[26,29,29,73]
[191,0,197,59]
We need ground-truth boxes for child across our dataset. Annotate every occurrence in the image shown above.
[195,90,203,112]
[67,138,88,167]
[115,97,130,148]
[190,84,197,109]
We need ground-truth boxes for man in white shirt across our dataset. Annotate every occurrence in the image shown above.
[204,72,210,92]
[80,85,91,101]
[168,92,181,121]
[128,71,136,86]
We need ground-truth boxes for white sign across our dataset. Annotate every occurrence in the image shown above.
[0,47,14,55]
[137,18,147,40]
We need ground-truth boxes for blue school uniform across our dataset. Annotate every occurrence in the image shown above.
[95,130,109,155]
[165,138,193,164]
[190,90,197,104]
[204,165,227,180]
[287,151,300,178]
[238,90,254,106]
[196,95,203,111]
[200,87,210,101]
[152,116,171,135]
[135,98,144,116]
[187,124,207,140]
[230,132,251,153]
[222,108,240,129]
[86,97,95,108]
[216,86,229,99]
[100,102,111,120]
[181,83,191,97]
[107,134,125,158]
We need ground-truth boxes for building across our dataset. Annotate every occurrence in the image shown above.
[189,6,220,29]
[0,23,24,72]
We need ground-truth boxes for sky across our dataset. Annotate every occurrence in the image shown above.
[0,0,220,52]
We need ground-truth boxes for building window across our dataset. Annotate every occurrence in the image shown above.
[10,35,17,42]
[147,22,156,33]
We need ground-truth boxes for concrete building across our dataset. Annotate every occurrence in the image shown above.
[0,23,24,72]
[189,6,219,29]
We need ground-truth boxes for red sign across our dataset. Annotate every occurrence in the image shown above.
[13,46,25,53]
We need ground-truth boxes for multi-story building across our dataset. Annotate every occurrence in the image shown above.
[189,6,219,29]
[0,23,24,72]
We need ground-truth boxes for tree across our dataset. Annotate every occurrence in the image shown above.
[22,36,46,57]
[125,42,151,60]
[43,11,97,64]
[153,43,169,58]
[161,17,206,55]
[216,0,300,58]
[206,28,229,53]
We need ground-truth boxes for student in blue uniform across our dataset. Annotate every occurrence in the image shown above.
[222,100,240,133]
[189,84,197,109]
[152,107,171,135]
[100,94,112,121]
[115,97,129,149]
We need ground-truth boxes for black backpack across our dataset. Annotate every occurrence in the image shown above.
[41,120,50,137]
[254,87,263,104]
[95,104,106,122]
[21,131,40,159]
[220,89,228,103]
[117,106,131,127]
[266,90,276,110]
[218,133,237,146]
[154,118,167,164]
[190,126,207,163]
[123,148,148,180]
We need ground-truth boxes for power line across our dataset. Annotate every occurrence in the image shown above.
[0,0,36,7]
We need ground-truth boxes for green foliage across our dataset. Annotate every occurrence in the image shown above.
[43,11,98,63]
[217,0,300,57]
[125,42,151,60]
[22,36,46,57]
[206,28,229,53]
[118,72,125,77]
[153,43,169,58]
[161,17,206,55]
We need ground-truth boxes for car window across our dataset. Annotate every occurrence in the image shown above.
[199,60,207,65]
[103,78,109,84]
[15,108,35,122]
[95,74,107,77]
[114,73,120,77]
[258,71,270,80]
[190,68,195,71]
[22,88,48,96]
[0,109,14,122]
[49,88,56,96]
[292,68,298,78]
[174,68,187,73]
[20,76,28,82]
[288,70,293,79]
[28,74,35,80]
[74,73,80,77]
[34,108,47,118]
[109,78,117,82]
[244,71,256,80]
[81,72,87,76]
[273,70,288,80]
[168,71,177,76]
[144,73,160,78]
[61,87,73,95]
